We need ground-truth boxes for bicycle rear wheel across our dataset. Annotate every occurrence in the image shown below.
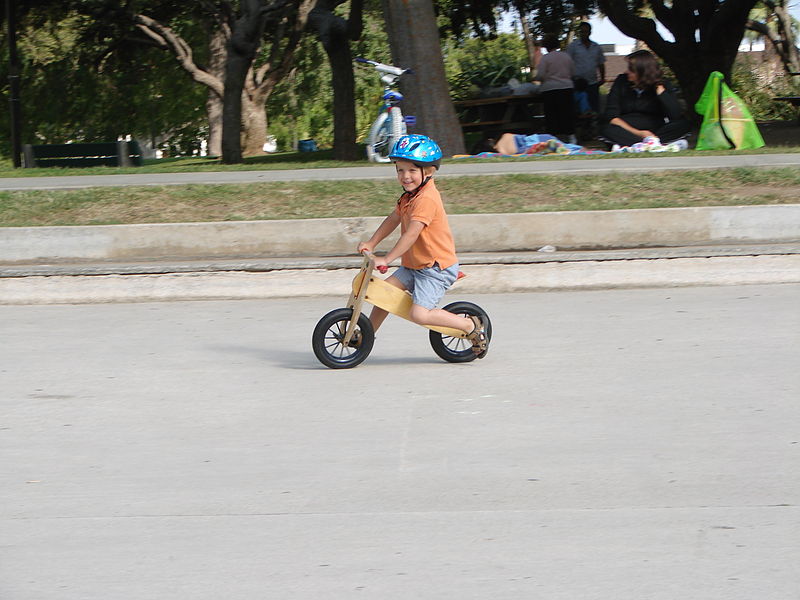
[366,107,406,163]
[429,301,492,363]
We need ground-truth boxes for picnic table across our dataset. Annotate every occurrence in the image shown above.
[453,93,545,135]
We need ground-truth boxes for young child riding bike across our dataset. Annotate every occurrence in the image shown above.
[357,134,489,357]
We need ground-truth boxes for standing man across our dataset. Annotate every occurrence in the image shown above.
[566,22,606,113]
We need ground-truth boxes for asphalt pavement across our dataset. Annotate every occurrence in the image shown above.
[2,287,798,599]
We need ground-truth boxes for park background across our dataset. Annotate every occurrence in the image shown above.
[2,0,799,168]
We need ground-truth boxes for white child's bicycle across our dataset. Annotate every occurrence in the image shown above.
[356,57,413,163]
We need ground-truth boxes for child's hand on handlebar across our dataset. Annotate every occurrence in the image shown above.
[372,255,389,274]
[357,241,373,255]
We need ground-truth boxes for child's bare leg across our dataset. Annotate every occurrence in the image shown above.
[408,304,474,333]
[368,306,390,332]
[368,275,406,332]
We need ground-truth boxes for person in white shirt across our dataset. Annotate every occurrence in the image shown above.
[533,35,576,143]
[566,22,606,112]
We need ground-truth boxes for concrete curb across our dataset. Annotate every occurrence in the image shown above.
[2,254,799,305]
[3,205,799,264]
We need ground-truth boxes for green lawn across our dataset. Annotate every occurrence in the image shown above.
[1,166,799,227]
[1,142,799,178]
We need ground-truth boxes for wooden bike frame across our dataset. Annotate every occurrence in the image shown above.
[343,253,467,345]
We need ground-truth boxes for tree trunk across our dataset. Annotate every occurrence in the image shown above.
[381,0,465,157]
[242,85,270,156]
[206,93,223,156]
[205,26,227,157]
[308,1,363,161]
[516,4,541,74]
[773,3,800,73]
[222,0,266,164]
[222,51,254,163]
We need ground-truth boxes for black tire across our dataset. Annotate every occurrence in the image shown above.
[312,308,375,369]
[429,301,492,363]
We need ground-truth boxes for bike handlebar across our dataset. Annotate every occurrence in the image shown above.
[361,250,388,273]
[354,57,411,77]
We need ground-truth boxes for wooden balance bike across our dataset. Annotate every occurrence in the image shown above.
[312,252,492,369]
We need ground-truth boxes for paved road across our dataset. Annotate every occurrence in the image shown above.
[2,285,798,599]
[2,152,799,190]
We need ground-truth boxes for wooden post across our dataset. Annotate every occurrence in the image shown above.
[22,144,34,168]
[117,141,133,167]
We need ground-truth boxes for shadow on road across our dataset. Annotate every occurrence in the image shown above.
[207,343,445,370]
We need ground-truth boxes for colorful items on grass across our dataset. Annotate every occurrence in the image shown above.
[454,133,689,159]
[611,136,689,153]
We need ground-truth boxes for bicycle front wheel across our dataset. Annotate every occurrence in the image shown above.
[312,308,375,369]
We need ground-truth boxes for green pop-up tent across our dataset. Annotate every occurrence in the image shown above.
[694,71,765,150]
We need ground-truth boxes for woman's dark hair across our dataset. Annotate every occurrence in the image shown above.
[542,34,560,53]
[626,49,663,90]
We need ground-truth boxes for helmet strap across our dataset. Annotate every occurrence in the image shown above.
[397,174,433,203]
[410,174,433,195]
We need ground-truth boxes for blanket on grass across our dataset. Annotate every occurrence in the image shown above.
[454,133,689,158]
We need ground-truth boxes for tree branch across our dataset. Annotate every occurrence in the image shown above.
[132,13,224,98]
[253,0,314,99]
[597,0,672,55]
[347,0,364,41]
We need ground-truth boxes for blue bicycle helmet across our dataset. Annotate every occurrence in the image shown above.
[389,134,443,169]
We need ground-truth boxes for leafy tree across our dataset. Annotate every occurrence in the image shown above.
[597,0,761,107]
[443,33,529,99]
[3,0,314,163]
[125,0,315,162]
[0,6,207,157]
[268,6,389,154]
[437,1,596,81]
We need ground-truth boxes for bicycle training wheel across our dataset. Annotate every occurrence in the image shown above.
[429,301,492,363]
[312,308,375,369]
[366,107,406,163]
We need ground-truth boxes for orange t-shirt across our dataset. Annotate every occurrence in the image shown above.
[394,179,458,270]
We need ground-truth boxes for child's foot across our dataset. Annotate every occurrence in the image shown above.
[467,315,489,358]
[347,329,362,348]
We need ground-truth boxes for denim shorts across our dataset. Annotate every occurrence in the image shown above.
[392,263,459,310]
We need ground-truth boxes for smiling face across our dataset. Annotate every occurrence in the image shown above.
[394,159,427,192]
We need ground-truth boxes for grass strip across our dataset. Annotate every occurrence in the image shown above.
[1,167,799,227]
[0,144,799,178]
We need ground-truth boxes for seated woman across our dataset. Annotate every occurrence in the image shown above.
[599,50,691,148]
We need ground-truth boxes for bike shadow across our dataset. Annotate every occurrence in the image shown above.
[207,343,441,370]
